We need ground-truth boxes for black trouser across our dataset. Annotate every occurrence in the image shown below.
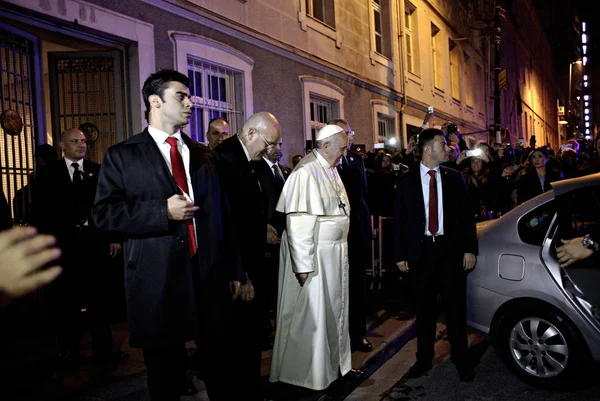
[348,240,371,343]
[230,297,263,401]
[143,344,188,401]
[411,236,469,370]
[190,254,233,401]
[48,228,113,355]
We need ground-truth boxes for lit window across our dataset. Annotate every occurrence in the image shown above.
[464,52,473,107]
[300,76,344,146]
[171,33,253,142]
[187,59,244,142]
[371,100,398,144]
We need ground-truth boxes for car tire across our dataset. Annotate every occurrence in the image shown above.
[498,307,589,389]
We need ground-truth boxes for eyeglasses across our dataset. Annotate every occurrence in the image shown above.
[255,128,277,148]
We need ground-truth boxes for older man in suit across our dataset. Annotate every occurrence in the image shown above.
[393,128,478,382]
[215,111,282,401]
[33,128,127,366]
[329,118,374,353]
[92,69,237,401]
[253,136,287,346]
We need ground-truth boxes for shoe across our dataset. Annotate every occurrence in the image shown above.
[179,379,198,396]
[458,367,475,382]
[346,368,364,380]
[407,362,432,379]
[93,348,129,363]
[351,337,373,352]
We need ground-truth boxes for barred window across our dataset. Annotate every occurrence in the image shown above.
[187,58,244,142]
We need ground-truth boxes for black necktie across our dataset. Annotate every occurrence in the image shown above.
[272,164,284,186]
[72,162,82,185]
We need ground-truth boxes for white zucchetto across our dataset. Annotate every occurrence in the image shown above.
[316,124,345,140]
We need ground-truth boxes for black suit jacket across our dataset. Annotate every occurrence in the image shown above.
[337,151,372,246]
[393,165,478,268]
[33,158,102,242]
[215,136,268,283]
[253,158,286,235]
[92,129,236,347]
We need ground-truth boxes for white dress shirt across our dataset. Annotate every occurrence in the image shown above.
[64,157,85,182]
[420,162,444,236]
[148,126,195,202]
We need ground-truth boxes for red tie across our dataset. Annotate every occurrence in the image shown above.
[428,170,438,236]
[166,136,197,257]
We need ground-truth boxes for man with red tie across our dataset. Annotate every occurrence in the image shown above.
[93,69,238,401]
[393,128,478,382]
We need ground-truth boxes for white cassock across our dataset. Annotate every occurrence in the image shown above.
[269,150,351,391]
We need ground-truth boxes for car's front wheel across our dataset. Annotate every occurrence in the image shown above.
[498,308,589,389]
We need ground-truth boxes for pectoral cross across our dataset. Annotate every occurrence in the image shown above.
[338,198,347,215]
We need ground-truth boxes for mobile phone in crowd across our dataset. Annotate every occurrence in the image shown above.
[560,143,573,152]
[518,138,525,147]
[465,148,484,158]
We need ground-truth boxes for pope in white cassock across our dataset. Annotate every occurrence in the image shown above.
[269,124,352,391]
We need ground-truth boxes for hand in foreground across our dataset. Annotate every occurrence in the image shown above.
[0,226,62,299]
[396,261,409,273]
[295,272,309,287]
[557,237,593,267]
[266,224,281,245]
[167,194,200,220]
[240,277,255,302]
[109,243,122,258]
[463,253,477,271]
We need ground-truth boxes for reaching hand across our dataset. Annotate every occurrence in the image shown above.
[557,237,593,267]
[0,226,62,300]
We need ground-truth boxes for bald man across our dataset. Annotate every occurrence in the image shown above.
[33,128,127,368]
[205,117,231,149]
[215,111,282,401]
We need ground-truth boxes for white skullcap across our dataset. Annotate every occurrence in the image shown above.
[316,124,344,140]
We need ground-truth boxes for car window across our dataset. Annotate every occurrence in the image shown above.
[517,200,556,245]
[555,185,600,242]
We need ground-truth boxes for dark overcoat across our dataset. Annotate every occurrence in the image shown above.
[92,129,235,347]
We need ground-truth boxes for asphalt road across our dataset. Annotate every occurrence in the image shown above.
[379,341,600,401]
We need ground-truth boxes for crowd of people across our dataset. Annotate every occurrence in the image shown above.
[364,127,600,223]
[0,68,598,401]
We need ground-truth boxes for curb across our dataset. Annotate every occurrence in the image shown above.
[324,318,417,400]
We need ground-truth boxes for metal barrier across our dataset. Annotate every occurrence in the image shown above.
[369,215,395,289]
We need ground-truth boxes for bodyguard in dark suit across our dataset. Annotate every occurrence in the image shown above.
[330,118,373,353]
[92,70,237,401]
[215,111,282,401]
[393,128,478,382]
[252,137,286,341]
[33,128,127,365]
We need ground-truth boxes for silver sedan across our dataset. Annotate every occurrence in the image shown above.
[467,172,600,389]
